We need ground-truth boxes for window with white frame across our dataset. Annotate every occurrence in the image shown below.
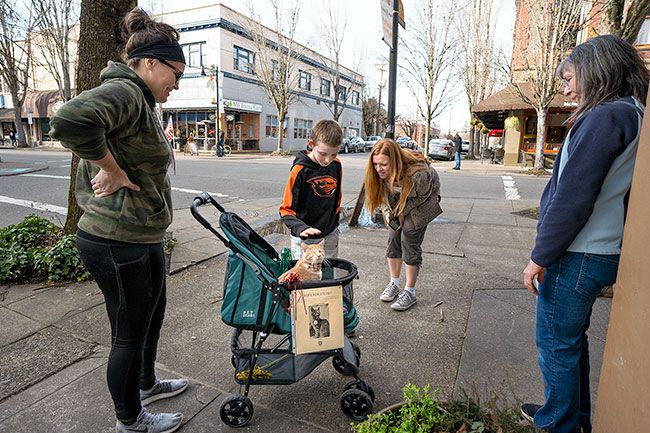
[351,90,359,105]
[234,45,255,74]
[266,115,278,137]
[299,70,312,90]
[338,85,347,101]
[294,118,312,139]
[320,79,331,96]
[182,42,206,68]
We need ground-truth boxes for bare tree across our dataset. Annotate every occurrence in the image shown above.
[245,0,301,153]
[30,0,79,102]
[0,1,34,147]
[362,95,385,137]
[62,0,135,234]
[455,0,499,159]
[315,0,356,122]
[599,0,650,43]
[400,0,457,157]
[511,0,584,170]
[400,118,418,139]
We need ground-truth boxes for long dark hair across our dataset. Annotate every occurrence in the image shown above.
[122,7,180,66]
[558,35,649,126]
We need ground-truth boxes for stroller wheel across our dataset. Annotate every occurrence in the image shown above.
[220,395,254,427]
[332,355,354,376]
[344,379,375,402]
[340,389,373,421]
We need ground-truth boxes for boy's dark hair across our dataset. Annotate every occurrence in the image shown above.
[311,120,343,148]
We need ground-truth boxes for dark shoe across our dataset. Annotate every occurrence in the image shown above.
[520,403,541,423]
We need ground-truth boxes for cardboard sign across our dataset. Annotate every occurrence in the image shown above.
[291,285,344,355]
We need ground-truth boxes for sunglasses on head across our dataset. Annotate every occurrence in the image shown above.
[158,58,183,84]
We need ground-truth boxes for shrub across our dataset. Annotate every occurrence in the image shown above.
[352,384,534,433]
[0,215,89,284]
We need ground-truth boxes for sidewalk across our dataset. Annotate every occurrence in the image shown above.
[0,179,608,433]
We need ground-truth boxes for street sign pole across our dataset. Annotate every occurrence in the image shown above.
[385,0,400,139]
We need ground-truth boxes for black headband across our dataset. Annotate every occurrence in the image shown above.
[127,41,186,64]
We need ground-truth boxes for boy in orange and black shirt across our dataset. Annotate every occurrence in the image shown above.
[279,119,343,261]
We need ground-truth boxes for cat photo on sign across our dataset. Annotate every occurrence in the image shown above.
[309,304,330,339]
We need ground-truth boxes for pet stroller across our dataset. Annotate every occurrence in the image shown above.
[190,192,374,427]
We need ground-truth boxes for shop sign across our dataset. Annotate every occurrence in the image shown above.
[222,99,262,113]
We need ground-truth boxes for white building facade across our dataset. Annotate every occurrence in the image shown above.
[160,4,364,152]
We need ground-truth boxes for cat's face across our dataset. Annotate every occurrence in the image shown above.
[301,241,325,266]
[310,306,321,320]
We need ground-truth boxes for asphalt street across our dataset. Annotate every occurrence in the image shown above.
[0,149,547,228]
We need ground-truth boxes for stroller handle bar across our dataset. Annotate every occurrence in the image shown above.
[190,192,231,247]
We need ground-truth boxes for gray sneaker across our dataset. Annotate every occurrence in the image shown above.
[380,282,401,302]
[391,290,416,311]
[116,409,182,433]
[141,378,189,406]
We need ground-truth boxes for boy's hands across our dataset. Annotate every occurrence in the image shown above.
[299,227,322,238]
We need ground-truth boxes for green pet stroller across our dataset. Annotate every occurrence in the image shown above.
[190,192,374,427]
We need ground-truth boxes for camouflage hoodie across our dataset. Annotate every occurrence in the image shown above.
[50,62,173,243]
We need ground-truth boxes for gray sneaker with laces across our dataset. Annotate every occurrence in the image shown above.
[141,378,189,406]
[391,290,416,311]
[115,409,182,433]
[380,282,401,302]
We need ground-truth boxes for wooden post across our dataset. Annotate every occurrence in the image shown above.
[348,186,365,227]
[593,93,650,432]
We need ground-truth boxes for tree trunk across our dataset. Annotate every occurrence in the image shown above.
[62,0,135,235]
[534,108,547,170]
[424,114,432,157]
[467,125,476,159]
[10,91,27,147]
[474,127,481,156]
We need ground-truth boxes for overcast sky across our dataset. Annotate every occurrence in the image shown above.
[141,0,515,133]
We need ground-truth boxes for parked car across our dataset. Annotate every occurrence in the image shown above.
[428,138,455,160]
[364,135,382,152]
[349,136,365,152]
[340,138,356,153]
[396,136,414,149]
[461,140,470,153]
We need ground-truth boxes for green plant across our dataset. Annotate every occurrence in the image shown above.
[481,127,490,134]
[38,234,91,282]
[270,150,293,157]
[504,115,520,131]
[163,237,177,254]
[352,384,535,433]
[0,215,90,284]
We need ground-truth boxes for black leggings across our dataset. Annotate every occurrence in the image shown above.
[76,230,166,421]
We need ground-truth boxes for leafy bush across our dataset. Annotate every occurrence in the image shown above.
[352,384,535,433]
[0,215,89,284]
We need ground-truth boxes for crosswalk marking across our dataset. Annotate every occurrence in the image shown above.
[501,175,520,200]
[0,195,68,215]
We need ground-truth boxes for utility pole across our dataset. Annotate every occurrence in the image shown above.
[374,63,386,136]
[385,0,399,139]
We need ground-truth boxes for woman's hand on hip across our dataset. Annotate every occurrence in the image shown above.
[91,168,140,197]
[523,259,545,296]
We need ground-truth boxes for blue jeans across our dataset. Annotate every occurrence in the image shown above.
[535,252,619,433]
[454,151,462,169]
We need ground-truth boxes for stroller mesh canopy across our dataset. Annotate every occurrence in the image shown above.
[218,211,358,334]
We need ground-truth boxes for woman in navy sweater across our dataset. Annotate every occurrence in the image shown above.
[521,35,648,433]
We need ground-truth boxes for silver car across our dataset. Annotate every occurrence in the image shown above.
[428,139,454,160]
[364,136,382,152]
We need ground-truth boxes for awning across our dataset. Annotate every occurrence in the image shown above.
[471,82,576,129]
[21,90,62,118]
[0,108,14,121]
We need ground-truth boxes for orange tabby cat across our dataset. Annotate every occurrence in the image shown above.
[278,240,325,283]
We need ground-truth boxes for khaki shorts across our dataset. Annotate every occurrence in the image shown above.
[386,215,428,266]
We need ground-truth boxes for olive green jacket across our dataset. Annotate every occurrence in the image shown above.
[387,164,442,230]
[50,62,173,243]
